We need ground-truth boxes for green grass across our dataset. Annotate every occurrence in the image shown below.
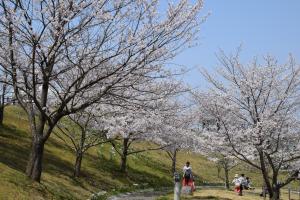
[0,105,295,200]
[157,188,300,200]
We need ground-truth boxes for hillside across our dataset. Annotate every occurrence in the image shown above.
[0,106,262,200]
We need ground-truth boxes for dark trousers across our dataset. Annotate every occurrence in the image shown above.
[239,185,243,195]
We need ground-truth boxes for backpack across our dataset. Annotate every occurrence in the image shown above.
[184,168,192,179]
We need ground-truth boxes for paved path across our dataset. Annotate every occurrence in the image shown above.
[107,190,168,200]
[107,186,227,200]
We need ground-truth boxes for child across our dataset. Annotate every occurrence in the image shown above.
[232,174,241,194]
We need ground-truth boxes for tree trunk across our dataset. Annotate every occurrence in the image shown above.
[0,105,4,125]
[270,185,280,200]
[224,167,230,190]
[26,109,54,182]
[217,164,222,179]
[171,149,177,174]
[0,73,7,126]
[26,136,45,182]
[120,138,129,173]
[120,155,127,173]
[259,151,273,197]
[73,152,83,177]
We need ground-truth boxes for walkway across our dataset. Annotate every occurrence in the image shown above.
[107,190,168,200]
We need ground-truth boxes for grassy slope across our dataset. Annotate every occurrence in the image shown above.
[0,106,268,200]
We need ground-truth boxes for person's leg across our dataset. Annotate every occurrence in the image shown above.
[239,185,243,196]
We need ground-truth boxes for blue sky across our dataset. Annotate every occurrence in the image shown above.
[170,0,300,88]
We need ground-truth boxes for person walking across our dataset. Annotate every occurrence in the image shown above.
[183,161,192,185]
[238,174,247,196]
[182,161,195,193]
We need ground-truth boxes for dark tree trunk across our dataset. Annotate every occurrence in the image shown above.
[0,105,4,125]
[0,65,7,126]
[26,136,45,182]
[74,128,86,177]
[259,151,273,197]
[224,167,230,190]
[171,149,177,174]
[26,110,54,182]
[270,185,280,200]
[0,86,6,126]
[74,152,83,177]
[120,155,127,173]
[120,138,129,173]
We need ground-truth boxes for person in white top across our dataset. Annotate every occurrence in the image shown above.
[183,161,192,186]
[232,174,240,185]
[232,174,241,194]
[237,174,247,196]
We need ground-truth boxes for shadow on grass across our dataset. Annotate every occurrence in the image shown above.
[1,121,184,198]
[83,151,173,191]
[43,151,75,177]
[0,124,75,178]
[38,180,79,200]
[1,124,172,186]
[47,135,71,151]
[0,125,30,172]
[0,124,29,139]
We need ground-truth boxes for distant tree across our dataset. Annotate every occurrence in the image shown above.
[55,107,109,177]
[196,114,239,190]
[102,78,188,173]
[106,106,170,173]
[161,106,197,174]
[0,0,205,181]
[166,147,179,174]
[212,155,238,189]
[194,52,300,200]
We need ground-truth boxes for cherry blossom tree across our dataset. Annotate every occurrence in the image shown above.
[194,52,300,200]
[195,110,239,190]
[55,106,109,177]
[197,125,238,190]
[102,84,188,173]
[164,135,197,174]
[160,106,197,174]
[0,0,205,181]
[105,107,168,173]
[215,156,238,190]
